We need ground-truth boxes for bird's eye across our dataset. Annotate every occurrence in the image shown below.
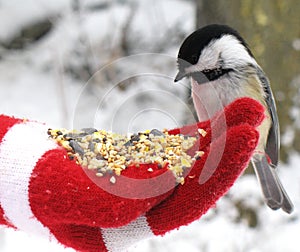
[191,54,198,64]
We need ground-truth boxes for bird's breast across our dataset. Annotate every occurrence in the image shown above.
[191,76,271,150]
[191,78,242,121]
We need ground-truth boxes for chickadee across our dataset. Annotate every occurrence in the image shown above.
[175,24,293,213]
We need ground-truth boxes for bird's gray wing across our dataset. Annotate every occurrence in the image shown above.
[256,67,280,166]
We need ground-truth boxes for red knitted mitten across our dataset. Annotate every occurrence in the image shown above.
[0,98,264,252]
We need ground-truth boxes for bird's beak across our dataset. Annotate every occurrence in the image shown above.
[174,70,186,82]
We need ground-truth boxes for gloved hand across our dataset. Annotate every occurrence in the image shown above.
[0,98,264,252]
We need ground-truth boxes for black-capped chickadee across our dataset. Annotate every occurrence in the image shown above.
[175,24,293,213]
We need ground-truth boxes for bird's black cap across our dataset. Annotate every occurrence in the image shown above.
[177,24,253,71]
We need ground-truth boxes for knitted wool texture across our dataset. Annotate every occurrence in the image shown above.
[0,98,264,252]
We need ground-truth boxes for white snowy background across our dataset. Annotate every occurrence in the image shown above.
[0,0,299,251]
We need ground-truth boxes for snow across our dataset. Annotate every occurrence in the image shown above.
[0,0,299,251]
[1,229,75,252]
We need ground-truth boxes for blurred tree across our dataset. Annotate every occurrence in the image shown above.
[196,0,300,162]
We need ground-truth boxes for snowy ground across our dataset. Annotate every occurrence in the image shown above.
[0,1,299,251]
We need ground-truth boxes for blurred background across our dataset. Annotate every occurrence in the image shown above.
[0,0,299,251]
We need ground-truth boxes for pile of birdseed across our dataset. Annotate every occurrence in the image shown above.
[47,128,205,184]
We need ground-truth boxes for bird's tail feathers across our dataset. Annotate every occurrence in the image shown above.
[251,154,293,213]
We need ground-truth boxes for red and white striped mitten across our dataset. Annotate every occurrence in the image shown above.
[0,98,264,252]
